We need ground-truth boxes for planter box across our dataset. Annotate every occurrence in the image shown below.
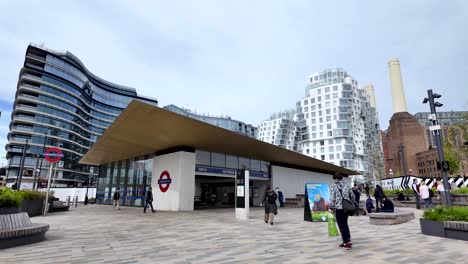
[420,218,446,237]
[420,219,468,241]
[0,207,20,215]
[21,199,44,217]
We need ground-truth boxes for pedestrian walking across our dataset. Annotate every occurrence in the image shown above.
[113,187,121,210]
[263,186,278,225]
[419,181,433,209]
[144,187,156,213]
[352,184,360,216]
[412,179,421,209]
[436,180,447,206]
[277,189,285,207]
[330,172,356,250]
[364,184,370,196]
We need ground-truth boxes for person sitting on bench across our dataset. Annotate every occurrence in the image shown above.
[393,191,405,201]
[366,195,375,213]
[380,197,394,213]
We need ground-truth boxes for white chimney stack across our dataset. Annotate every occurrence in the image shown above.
[364,84,377,108]
[388,58,408,113]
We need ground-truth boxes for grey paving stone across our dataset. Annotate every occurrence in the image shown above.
[0,205,467,263]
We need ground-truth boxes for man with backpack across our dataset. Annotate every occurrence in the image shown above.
[419,181,433,209]
[263,186,278,225]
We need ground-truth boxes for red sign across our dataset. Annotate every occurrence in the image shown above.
[158,171,172,192]
[43,147,64,163]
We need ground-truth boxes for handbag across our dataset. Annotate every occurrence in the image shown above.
[338,187,356,215]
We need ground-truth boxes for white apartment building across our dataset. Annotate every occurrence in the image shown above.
[257,110,298,151]
[296,68,382,180]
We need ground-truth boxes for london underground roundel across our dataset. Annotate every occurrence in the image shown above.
[158,171,172,192]
[43,147,64,163]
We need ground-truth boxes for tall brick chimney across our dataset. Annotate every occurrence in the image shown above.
[388,58,408,113]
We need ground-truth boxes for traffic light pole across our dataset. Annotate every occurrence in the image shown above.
[426,89,452,207]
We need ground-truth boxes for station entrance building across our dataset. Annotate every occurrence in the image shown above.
[80,101,356,211]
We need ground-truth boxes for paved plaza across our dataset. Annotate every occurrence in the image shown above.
[1,205,467,264]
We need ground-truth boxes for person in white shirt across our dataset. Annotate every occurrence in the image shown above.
[419,181,433,209]
[436,180,447,206]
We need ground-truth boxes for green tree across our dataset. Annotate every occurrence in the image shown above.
[443,113,468,175]
[443,142,460,174]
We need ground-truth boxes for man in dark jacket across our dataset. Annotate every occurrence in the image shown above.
[263,186,278,225]
[144,187,156,213]
[278,190,284,207]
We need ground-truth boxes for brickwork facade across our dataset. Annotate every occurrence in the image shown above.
[382,112,428,177]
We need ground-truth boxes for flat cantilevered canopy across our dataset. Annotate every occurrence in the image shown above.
[80,100,358,175]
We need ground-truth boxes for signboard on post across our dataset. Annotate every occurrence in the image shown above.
[43,147,63,216]
[235,170,249,220]
[304,183,331,222]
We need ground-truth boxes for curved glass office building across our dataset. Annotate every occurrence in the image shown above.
[6,43,157,187]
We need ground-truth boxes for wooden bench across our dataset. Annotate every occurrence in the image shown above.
[368,210,415,225]
[0,212,49,249]
[443,221,468,241]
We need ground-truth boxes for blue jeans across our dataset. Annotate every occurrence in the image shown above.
[423,198,433,209]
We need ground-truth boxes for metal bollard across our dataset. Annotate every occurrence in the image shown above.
[65,196,71,206]
[72,196,78,207]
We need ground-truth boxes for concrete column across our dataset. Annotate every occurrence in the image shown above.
[153,151,195,211]
[235,170,249,220]
[388,58,408,113]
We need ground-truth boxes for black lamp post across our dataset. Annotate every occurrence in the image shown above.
[423,90,452,207]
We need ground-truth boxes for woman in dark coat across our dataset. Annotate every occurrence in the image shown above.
[263,186,278,225]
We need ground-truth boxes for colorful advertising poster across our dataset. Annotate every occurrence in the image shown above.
[304,183,331,222]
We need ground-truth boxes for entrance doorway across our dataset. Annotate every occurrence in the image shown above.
[194,175,271,209]
[195,175,235,209]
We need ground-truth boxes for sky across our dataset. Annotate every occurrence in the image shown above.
[0,0,467,166]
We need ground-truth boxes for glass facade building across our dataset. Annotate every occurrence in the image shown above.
[96,149,270,206]
[6,43,157,187]
[163,104,258,138]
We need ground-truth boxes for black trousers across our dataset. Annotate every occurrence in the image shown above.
[335,209,351,243]
[144,200,154,212]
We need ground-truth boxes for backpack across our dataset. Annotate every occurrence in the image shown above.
[268,192,277,204]
[429,188,435,198]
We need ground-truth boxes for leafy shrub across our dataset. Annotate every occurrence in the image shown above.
[423,206,468,222]
[451,187,468,195]
[0,188,23,208]
[20,190,46,200]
